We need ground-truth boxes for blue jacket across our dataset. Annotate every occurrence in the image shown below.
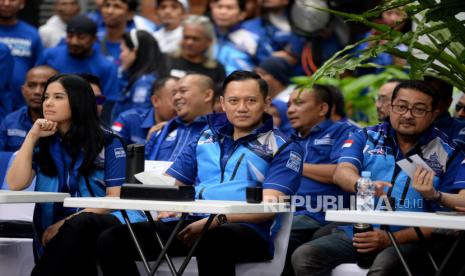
[33,130,145,255]
[242,17,305,64]
[36,45,119,102]
[112,73,157,119]
[434,113,465,151]
[0,106,33,151]
[339,121,465,213]
[112,107,155,145]
[0,21,43,109]
[167,113,302,252]
[145,116,209,161]
[0,43,13,120]
[214,26,255,74]
[293,119,353,224]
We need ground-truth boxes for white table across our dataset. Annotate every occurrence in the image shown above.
[64,197,291,214]
[65,197,291,276]
[0,190,70,204]
[325,210,465,276]
[325,210,465,231]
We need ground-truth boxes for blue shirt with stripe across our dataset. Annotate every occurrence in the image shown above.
[145,116,209,161]
[293,119,353,224]
[112,107,155,145]
[0,106,33,152]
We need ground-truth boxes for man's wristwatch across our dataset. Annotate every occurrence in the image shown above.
[216,214,227,225]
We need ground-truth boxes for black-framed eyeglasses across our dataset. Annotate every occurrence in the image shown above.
[455,103,465,112]
[95,95,106,105]
[391,104,432,118]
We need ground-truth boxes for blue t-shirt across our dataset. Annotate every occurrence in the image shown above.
[0,106,33,152]
[0,43,13,120]
[0,21,43,109]
[112,107,155,145]
[96,34,122,67]
[36,45,119,101]
[293,119,353,224]
[112,73,157,119]
[145,116,209,161]
[166,113,302,252]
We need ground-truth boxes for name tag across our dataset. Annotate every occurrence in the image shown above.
[314,138,334,145]
[7,129,26,137]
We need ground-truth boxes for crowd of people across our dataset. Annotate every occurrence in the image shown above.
[1,0,465,276]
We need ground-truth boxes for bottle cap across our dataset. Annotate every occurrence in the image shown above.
[361,171,371,177]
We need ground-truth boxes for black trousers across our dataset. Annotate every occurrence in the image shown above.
[97,218,272,276]
[31,212,121,276]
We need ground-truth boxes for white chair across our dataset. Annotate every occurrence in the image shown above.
[137,212,294,276]
[0,153,36,276]
[331,263,368,276]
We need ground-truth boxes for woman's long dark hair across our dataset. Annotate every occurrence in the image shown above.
[37,74,104,177]
[122,30,168,93]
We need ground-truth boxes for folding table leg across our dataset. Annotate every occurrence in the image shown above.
[414,227,438,271]
[144,211,177,276]
[435,231,465,276]
[384,229,412,276]
[120,209,152,274]
[177,214,216,275]
[150,213,188,276]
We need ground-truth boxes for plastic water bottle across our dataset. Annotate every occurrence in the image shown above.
[354,171,376,268]
[356,171,375,211]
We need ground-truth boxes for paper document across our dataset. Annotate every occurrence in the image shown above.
[134,171,176,186]
[144,160,173,174]
[396,154,433,179]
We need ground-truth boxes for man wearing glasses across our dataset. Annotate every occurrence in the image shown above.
[375,79,401,122]
[292,80,465,275]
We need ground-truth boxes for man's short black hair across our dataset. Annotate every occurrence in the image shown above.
[151,76,179,96]
[105,0,138,11]
[222,70,268,98]
[424,76,453,99]
[326,85,345,118]
[79,73,102,91]
[211,0,246,11]
[312,84,333,119]
[391,80,440,110]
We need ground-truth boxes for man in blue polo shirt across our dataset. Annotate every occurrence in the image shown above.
[97,70,303,276]
[282,85,353,276]
[145,74,215,161]
[0,0,43,110]
[292,80,465,276]
[112,76,177,145]
[36,14,119,123]
[0,65,57,152]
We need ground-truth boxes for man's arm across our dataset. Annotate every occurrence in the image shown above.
[333,162,360,193]
[302,164,337,184]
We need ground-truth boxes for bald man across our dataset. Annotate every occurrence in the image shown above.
[0,66,57,151]
[145,73,215,160]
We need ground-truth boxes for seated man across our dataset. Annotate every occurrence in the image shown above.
[145,74,215,161]
[282,85,353,276]
[291,80,465,275]
[0,66,57,152]
[97,71,303,275]
[454,92,465,120]
[112,76,178,145]
[153,0,188,54]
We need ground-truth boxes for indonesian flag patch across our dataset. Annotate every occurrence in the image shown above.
[112,122,123,132]
[342,139,353,148]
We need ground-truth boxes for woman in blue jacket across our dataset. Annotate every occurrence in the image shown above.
[112,29,168,120]
[7,74,143,276]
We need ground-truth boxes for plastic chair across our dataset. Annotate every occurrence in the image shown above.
[0,152,36,276]
[137,212,294,276]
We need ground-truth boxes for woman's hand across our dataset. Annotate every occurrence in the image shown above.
[412,166,436,200]
[41,219,65,245]
[30,119,57,140]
